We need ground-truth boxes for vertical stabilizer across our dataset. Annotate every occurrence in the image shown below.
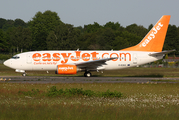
[121,15,171,52]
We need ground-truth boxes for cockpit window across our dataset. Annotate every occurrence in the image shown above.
[12,56,20,59]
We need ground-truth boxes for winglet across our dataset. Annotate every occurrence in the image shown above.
[121,15,171,52]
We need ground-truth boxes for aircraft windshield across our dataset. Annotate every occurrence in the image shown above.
[12,56,20,59]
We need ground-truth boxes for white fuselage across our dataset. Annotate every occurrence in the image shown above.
[4,50,163,72]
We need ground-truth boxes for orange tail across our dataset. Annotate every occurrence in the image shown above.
[121,15,171,52]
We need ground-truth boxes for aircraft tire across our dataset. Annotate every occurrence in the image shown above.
[84,72,91,77]
[22,73,26,77]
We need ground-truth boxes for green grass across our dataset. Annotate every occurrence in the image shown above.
[0,83,179,120]
[18,86,122,98]
[1,64,179,119]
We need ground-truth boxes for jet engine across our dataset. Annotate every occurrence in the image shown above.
[56,64,80,75]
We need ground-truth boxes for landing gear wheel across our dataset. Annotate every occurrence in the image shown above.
[84,72,92,77]
[22,73,26,77]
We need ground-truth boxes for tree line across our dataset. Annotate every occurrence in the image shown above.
[0,10,179,55]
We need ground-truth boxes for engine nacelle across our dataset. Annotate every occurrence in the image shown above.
[56,64,78,75]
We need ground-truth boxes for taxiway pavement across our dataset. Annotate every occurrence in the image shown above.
[1,76,179,84]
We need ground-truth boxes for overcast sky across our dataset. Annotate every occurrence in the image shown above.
[0,0,179,28]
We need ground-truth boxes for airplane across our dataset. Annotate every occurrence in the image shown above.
[3,15,174,77]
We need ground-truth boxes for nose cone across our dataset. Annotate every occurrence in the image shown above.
[3,59,10,67]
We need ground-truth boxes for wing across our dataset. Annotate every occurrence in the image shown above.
[149,50,175,56]
[75,57,117,70]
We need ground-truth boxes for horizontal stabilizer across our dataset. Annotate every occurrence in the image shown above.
[148,50,175,56]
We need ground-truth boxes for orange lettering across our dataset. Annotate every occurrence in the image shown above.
[53,53,60,61]
[32,53,41,61]
[82,53,90,61]
[110,53,119,61]
[119,53,131,61]
[71,51,81,61]
[61,53,72,63]
[91,52,99,60]
[102,53,109,58]
[42,53,51,61]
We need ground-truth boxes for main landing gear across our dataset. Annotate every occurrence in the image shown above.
[22,73,26,76]
[84,71,92,77]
